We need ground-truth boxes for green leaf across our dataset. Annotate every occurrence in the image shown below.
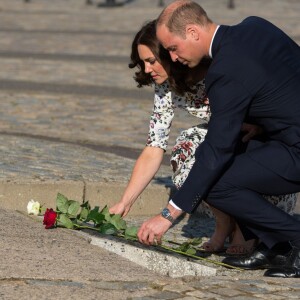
[58,214,74,229]
[67,200,80,217]
[124,226,138,241]
[56,193,69,213]
[99,223,117,235]
[100,205,111,222]
[185,248,197,255]
[86,207,105,225]
[93,213,105,225]
[110,214,127,231]
[85,206,99,221]
[81,200,91,210]
[177,242,190,252]
[79,207,89,220]
[189,237,202,246]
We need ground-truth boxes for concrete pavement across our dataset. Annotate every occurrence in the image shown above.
[0,0,299,299]
[1,208,300,299]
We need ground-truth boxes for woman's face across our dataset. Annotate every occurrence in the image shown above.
[137,44,169,84]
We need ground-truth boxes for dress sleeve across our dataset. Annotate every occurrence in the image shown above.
[146,82,175,151]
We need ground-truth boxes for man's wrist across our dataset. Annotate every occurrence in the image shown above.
[161,207,175,223]
[161,203,183,223]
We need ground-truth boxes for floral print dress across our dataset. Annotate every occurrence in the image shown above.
[146,81,297,217]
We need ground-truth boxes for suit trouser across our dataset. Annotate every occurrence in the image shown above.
[205,148,300,248]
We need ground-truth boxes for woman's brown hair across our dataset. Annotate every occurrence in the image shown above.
[129,20,211,95]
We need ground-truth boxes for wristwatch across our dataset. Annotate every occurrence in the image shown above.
[161,208,174,224]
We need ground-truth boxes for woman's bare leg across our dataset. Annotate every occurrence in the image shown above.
[202,206,257,254]
[226,223,258,255]
[202,207,235,252]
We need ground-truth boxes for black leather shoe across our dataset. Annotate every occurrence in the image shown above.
[264,246,300,278]
[222,243,288,270]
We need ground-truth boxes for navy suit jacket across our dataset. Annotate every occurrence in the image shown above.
[172,16,300,213]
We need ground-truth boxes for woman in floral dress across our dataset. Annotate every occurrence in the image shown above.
[109,20,297,254]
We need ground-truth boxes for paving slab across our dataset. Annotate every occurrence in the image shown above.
[89,233,217,278]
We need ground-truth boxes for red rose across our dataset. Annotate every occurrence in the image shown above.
[43,208,57,229]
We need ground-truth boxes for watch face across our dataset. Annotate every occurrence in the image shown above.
[162,208,170,218]
[161,208,174,223]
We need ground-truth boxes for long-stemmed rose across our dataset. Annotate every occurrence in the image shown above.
[39,193,242,270]
[43,208,58,229]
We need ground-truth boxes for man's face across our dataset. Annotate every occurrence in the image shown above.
[157,24,203,68]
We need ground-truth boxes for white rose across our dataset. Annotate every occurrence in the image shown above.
[27,199,41,216]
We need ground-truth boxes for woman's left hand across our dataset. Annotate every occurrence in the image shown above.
[241,123,263,142]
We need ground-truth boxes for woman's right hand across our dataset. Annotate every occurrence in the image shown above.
[109,201,131,217]
[109,146,164,218]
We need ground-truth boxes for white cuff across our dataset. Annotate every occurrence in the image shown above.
[169,199,182,211]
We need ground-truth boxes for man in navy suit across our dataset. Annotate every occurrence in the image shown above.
[137,0,300,278]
